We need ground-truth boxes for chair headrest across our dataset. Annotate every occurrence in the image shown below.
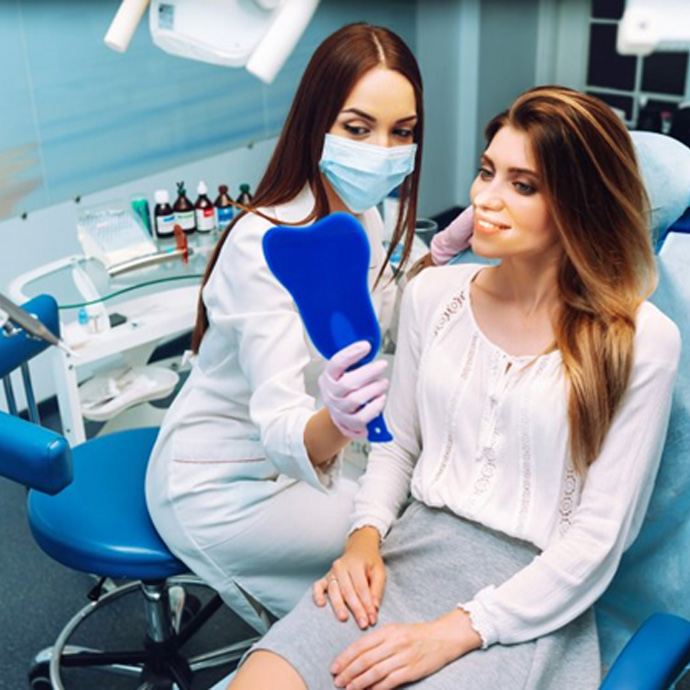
[631,131,690,247]
[0,294,60,378]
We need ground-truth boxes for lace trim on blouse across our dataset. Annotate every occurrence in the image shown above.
[558,463,581,536]
[432,288,467,338]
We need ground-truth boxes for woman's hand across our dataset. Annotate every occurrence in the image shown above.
[330,609,482,690]
[318,341,389,440]
[313,526,385,629]
[429,206,474,265]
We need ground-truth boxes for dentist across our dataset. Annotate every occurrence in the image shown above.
[145,23,424,630]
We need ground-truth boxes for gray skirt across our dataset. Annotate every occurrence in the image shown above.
[250,500,601,690]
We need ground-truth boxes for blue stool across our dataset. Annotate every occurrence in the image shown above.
[1,295,257,689]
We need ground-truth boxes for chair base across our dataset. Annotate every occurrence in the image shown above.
[28,575,260,690]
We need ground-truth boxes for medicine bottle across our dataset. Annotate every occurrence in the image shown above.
[214,185,235,231]
[173,181,197,235]
[153,190,176,240]
[236,183,253,207]
[194,181,215,233]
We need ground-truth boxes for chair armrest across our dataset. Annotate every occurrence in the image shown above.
[600,613,690,690]
[0,413,72,494]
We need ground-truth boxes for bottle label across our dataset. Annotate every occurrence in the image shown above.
[156,213,176,237]
[216,206,234,227]
[196,207,215,233]
[175,210,196,232]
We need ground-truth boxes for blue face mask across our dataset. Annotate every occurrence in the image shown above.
[318,133,417,213]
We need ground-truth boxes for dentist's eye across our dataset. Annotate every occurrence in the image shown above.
[343,124,370,136]
[477,167,493,181]
[393,128,414,140]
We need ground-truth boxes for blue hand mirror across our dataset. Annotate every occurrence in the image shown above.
[262,211,393,443]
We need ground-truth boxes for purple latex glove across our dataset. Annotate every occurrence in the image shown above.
[430,205,474,265]
[318,341,389,440]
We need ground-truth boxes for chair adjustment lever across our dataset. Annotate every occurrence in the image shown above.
[87,576,110,602]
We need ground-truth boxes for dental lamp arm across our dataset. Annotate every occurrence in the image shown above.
[246,0,320,83]
[104,0,150,52]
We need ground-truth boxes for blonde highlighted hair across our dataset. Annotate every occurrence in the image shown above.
[485,86,656,473]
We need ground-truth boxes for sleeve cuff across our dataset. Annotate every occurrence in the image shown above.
[348,516,390,542]
[458,595,499,649]
[265,408,334,493]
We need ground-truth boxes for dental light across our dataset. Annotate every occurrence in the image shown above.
[104,0,320,84]
[618,0,690,55]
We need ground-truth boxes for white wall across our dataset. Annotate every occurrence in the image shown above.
[416,0,554,215]
[536,0,590,89]
[415,0,480,214]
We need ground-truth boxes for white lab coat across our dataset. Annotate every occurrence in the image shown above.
[145,185,397,629]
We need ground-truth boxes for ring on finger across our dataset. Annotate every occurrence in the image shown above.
[327,574,339,587]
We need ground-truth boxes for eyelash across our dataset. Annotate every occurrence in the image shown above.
[514,181,536,195]
[343,124,369,136]
[477,167,536,195]
[342,124,414,140]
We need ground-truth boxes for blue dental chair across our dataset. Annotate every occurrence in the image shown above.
[0,294,258,689]
[594,133,690,690]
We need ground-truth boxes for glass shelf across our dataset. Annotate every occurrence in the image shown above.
[18,234,216,311]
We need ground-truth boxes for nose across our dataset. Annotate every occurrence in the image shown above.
[472,179,503,210]
[369,130,394,148]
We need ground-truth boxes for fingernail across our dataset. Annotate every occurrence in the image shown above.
[358,617,367,627]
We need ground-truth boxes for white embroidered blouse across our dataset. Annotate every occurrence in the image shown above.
[351,263,681,647]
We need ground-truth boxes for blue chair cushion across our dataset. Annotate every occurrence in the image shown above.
[599,613,690,690]
[28,427,186,580]
[0,412,72,495]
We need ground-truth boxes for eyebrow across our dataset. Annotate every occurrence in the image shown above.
[340,108,418,124]
[482,153,539,178]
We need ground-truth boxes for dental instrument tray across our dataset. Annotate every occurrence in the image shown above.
[77,202,158,270]
[262,212,393,443]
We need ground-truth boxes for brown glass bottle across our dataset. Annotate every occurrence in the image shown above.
[194,180,215,233]
[153,189,175,240]
[236,183,253,207]
[173,181,196,235]
[214,185,235,231]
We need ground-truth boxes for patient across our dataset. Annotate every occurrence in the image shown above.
[229,86,681,690]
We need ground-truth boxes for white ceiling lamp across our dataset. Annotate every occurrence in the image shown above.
[618,0,690,55]
[104,0,320,84]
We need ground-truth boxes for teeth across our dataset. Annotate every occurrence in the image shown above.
[478,219,501,231]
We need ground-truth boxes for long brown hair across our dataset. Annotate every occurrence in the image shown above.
[485,86,655,474]
[191,23,424,352]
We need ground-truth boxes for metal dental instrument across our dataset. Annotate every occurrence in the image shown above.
[0,292,75,355]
